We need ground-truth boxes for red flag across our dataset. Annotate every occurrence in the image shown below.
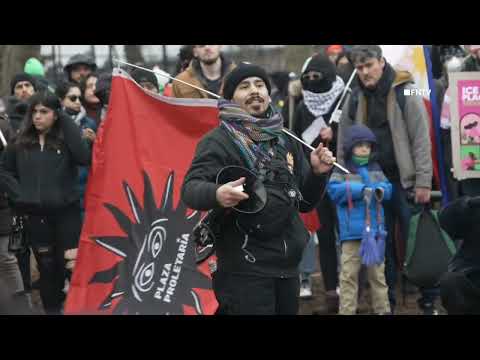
[299,210,322,233]
[64,69,219,315]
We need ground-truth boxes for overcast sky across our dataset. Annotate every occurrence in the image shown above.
[41,45,182,65]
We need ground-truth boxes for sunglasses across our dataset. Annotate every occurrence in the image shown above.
[302,73,324,81]
[67,95,81,102]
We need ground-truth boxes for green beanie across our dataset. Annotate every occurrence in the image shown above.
[24,58,45,77]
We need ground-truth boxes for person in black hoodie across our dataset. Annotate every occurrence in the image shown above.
[63,54,97,85]
[293,54,346,312]
[0,91,92,314]
[182,63,335,315]
[439,195,480,314]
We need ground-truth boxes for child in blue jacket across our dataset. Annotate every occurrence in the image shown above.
[328,124,392,315]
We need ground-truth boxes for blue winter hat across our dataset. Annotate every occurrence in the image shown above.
[342,124,377,158]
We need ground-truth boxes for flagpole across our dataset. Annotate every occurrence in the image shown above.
[331,69,357,117]
[0,129,7,148]
[113,58,349,174]
[113,58,220,99]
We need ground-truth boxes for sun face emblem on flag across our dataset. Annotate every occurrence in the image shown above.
[89,171,213,315]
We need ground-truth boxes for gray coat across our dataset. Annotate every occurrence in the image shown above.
[337,71,433,190]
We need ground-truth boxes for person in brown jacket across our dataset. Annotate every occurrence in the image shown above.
[172,45,235,99]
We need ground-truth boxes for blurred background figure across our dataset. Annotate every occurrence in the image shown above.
[326,45,344,64]
[24,57,55,93]
[80,73,101,125]
[64,54,97,85]
[131,68,160,93]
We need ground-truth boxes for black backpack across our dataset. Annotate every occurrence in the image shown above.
[404,207,456,288]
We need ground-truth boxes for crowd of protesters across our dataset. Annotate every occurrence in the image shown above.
[0,44,480,315]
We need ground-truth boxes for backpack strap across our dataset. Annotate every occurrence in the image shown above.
[348,87,362,120]
[394,83,408,114]
[430,209,457,256]
[348,82,409,121]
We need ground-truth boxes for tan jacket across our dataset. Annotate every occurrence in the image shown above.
[337,70,433,190]
[172,58,236,99]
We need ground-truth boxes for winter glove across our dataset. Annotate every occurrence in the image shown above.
[64,248,78,270]
[363,187,373,203]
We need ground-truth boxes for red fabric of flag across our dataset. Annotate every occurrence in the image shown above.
[64,69,219,315]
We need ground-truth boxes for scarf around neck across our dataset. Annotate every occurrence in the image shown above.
[218,99,284,170]
[352,155,370,166]
[302,76,345,117]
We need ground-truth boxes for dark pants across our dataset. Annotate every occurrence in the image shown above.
[24,204,81,314]
[213,272,300,315]
[15,247,32,292]
[316,195,339,292]
[383,182,440,312]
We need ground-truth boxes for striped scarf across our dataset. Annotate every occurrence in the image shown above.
[219,99,284,170]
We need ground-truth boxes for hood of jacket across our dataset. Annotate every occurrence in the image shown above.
[342,124,377,160]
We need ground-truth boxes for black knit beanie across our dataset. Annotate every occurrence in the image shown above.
[10,73,37,95]
[222,62,271,100]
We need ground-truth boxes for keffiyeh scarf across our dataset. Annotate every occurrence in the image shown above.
[302,76,345,117]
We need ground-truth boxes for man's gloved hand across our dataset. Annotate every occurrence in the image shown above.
[65,248,78,270]
[363,187,373,203]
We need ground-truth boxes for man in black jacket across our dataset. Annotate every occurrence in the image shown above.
[181,63,335,315]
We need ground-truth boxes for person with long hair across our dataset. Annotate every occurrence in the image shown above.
[56,82,96,220]
[0,91,92,314]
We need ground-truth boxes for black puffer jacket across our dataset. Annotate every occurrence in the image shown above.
[0,112,92,214]
[182,126,327,278]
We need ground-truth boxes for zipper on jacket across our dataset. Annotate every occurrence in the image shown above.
[283,239,287,257]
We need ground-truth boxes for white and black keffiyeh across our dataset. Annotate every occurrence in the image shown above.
[301,76,345,145]
[302,76,345,117]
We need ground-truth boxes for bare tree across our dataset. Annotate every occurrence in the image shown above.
[0,45,41,98]
[124,45,145,65]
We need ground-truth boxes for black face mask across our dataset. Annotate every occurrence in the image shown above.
[301,78,333,93]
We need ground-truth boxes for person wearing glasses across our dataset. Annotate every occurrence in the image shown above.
[0,92,91,314]
[293,54,346,312]
[182,63,335,315]
[56,82,97,221]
